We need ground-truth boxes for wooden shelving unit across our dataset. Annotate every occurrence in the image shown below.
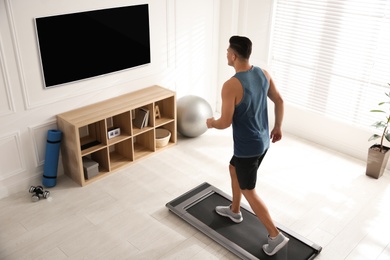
[57,85,176,186]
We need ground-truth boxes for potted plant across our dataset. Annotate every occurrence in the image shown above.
[367,83,390,179]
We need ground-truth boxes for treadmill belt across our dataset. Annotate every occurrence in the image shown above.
[166,182,321,260]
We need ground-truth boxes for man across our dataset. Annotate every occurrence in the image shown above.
[206,36,288,256]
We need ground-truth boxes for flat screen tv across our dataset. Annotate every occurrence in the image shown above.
[35,4,151,88]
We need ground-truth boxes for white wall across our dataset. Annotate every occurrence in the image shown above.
[216,0,274,110]
[0,0,220,199]
[280,105,373,163]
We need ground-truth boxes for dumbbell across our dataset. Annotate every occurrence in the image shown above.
[29,186,50,202]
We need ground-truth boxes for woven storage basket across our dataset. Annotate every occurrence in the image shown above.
[156,128,171,148]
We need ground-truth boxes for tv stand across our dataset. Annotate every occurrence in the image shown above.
[57,85,176,186]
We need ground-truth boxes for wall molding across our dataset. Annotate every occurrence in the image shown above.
[4,0,30,110]
[0,131,25,181]
[28,120,57,167]
[0,10,16,116]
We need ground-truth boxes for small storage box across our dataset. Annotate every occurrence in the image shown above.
[82,157,99,179]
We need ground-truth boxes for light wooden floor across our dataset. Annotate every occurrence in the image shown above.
[1,128,390,260]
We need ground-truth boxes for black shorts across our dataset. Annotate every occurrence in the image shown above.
[230,150,268,190]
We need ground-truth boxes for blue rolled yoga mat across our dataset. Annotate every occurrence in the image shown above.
[42,129,62,187]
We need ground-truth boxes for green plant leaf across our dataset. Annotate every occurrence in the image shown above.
[372,121,386,128]
[369,134,381,141]
[378,101,390,105]
[370,83,390,144]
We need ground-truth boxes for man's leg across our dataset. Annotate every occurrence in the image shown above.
[241,188,289,256]
[241,188,278,237]
[229,164,242,213]
[215,164,243,223]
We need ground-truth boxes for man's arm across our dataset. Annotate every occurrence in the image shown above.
[206,78,238,129]
[263,69,284,143]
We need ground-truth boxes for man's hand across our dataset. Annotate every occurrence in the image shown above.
[270,127,282,143]
[206,117,215,128]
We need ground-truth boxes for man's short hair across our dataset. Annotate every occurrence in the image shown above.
[229,36,252,60]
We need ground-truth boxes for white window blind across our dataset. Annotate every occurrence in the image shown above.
[270,0,390,128]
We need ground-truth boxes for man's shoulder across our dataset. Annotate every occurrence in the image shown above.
[224,76,241,89]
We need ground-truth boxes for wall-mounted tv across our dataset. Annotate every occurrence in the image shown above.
[35,4,151,88]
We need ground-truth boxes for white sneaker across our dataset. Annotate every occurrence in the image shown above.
[215,204,243,223]
[263,232,289,256]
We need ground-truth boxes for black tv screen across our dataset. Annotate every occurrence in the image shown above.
[35,4,151,88]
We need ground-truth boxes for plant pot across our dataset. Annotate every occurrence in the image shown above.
[366,144,390,179]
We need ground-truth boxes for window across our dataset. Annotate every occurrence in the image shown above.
[270,0,390,128]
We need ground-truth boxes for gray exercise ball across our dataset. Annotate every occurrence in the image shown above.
[177,95,213,137]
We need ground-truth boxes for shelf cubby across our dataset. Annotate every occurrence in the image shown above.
[133,130,155,160]
[132,103,155,136]
[106,111,132,145]
[57,85,176,186]
[79,120,107,155]
[155,96,175,127]
[82,148,110,183]
[155,122,176,150]
[108,138,133,171]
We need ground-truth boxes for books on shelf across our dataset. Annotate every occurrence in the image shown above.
[133,108,149,129]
